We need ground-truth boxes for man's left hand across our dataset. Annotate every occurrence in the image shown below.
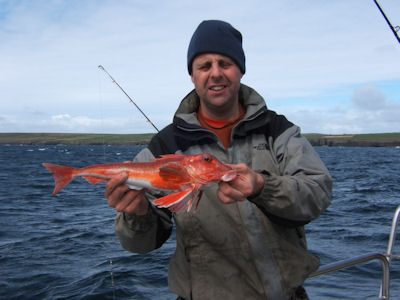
[217,164,264,204]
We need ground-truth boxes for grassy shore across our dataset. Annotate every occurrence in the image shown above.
[1,132,400,147]
[0,133,154,145]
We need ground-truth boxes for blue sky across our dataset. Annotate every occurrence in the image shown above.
[1,0,399,134]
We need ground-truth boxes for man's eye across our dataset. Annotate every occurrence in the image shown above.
[220,61,232,68]
[199,64,210,70]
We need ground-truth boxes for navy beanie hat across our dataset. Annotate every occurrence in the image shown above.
[187,20,245,74]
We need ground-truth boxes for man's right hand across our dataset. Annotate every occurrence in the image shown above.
[105,172,149,215]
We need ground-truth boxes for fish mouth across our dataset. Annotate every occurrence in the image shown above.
[221,170,237,182]
[195,169,237,183]
[187,167,236,184]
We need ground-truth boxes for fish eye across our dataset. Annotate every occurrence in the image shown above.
[204,155,212,162]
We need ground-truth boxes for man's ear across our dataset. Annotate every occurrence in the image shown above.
[191,74,195,84]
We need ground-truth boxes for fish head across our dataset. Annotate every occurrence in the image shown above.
[184,153,237,185]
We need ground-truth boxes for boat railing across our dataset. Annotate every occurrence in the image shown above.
[308,205,400,300]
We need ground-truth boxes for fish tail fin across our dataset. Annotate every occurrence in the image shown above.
[42,163,78,196]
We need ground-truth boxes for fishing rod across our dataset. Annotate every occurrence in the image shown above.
[98,65,160,133]
[373,0,400,45]
[99,64,159,299]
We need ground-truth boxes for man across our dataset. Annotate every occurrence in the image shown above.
[106,20,332,299]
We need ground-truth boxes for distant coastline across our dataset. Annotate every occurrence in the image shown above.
[1,132,400,147]
[304,133,400,148]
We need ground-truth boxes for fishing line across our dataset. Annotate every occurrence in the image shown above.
[97,72,117,300]
[97,69,107,162]
[109,258,116,300]
[98,65,160,133]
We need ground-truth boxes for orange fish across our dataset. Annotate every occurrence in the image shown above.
[43,153,236,213]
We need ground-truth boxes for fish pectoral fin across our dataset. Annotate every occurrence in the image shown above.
[193,190,203,212]
[153,189,194,213]
[82,176,107,184]
[159,163,191,184]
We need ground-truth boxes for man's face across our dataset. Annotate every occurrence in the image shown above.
[191,53,243,119]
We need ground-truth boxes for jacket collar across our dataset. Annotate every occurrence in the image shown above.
[174,84,268,125]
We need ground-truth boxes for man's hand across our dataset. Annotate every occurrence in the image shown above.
[105,172,149,215]
[217,163,264,204]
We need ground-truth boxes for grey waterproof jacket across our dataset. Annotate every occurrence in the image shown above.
[115,84,332,299]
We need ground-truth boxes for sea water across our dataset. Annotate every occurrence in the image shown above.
[0,145,399,299]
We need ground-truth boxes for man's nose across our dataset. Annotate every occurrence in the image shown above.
[210,63,223,79]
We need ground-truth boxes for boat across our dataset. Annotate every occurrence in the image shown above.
[308,205,400,299]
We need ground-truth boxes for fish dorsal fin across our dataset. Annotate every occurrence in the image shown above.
[82,176,108,184]
[159,163,191,184]
[154,154,186,162]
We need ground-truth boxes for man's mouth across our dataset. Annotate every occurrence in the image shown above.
[210,85,225,91]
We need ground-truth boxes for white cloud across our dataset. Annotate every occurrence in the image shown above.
[0,113,159,133]
[351,83,387,110]
[281,84,400,134]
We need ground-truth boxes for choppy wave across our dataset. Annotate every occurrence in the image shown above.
[0,145,399,299]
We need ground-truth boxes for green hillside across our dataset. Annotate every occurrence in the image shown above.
[0,133,154,145]
[1,132,400,147]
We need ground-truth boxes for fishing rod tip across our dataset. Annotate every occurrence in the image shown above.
[98,65,104,69]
